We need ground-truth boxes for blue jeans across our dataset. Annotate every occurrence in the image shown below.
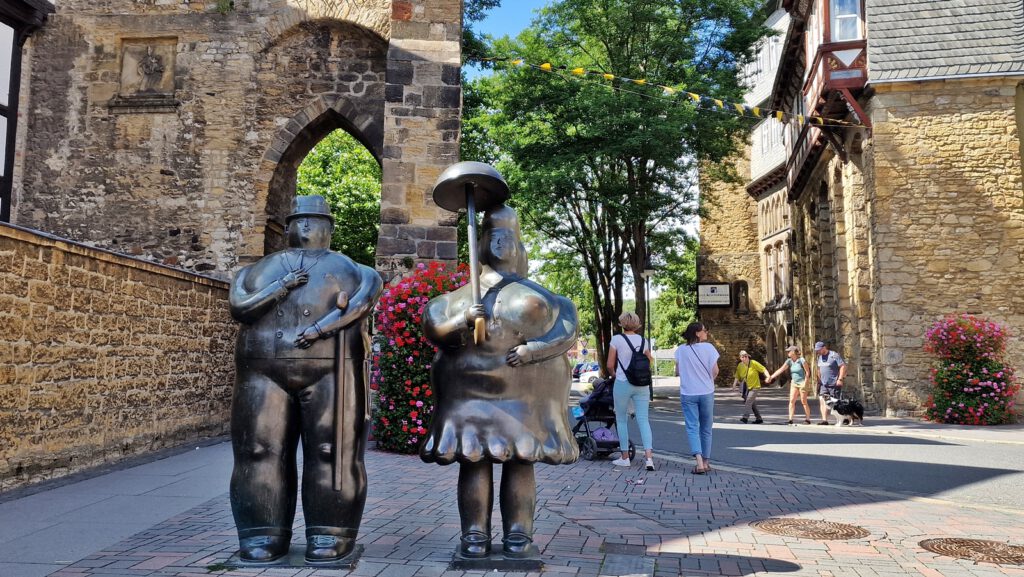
[612,378,652,453]
[681,393,714,459]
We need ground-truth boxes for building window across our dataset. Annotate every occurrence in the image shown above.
[0,21,14,221]
[830,0,862,42]
[734,280,750,314]
[0,0,54,223]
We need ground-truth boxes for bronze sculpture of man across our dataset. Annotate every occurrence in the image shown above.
[228,195,382,564]
[420,200,580,560]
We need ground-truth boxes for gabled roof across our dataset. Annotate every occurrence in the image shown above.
[868,0,1024,82]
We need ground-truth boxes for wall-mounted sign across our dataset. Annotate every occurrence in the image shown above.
[697,282,732,307]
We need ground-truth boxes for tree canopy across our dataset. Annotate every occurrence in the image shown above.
[462,0,766,369]
[296,129,381,267]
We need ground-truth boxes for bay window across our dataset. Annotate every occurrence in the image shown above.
[830,0,862,42]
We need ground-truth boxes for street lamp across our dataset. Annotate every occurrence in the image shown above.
[641,256,656,399]
[641,256,656,344]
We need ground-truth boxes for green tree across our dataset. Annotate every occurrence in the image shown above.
[463,0,502,61]
[526,235,596,338]
[296,129,381,266]
[652,238,699,348]
[462,0,766,369]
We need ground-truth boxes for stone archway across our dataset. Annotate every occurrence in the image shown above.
[16,0,461,278]
[260,100,382,256]
[245,19,387,261]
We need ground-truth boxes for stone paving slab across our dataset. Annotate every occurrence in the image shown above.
[37,449,1024,577]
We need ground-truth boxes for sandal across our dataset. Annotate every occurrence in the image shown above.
[691,466,707,475]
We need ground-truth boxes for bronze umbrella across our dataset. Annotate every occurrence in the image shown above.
[432,161,510,344]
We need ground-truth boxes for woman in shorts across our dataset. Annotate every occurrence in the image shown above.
[768,345,812,424]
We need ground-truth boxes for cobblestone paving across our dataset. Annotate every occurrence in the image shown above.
[46,450,1024,577]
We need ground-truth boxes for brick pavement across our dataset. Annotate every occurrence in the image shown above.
[38,446,1024,577]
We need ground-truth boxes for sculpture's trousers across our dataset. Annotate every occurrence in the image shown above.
[230,358,368,542]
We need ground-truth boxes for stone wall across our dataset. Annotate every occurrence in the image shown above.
[0,223,235,491]
[789,149,879,411]
[699,153,766,385]
[863,77,1024,414]
[377,0,462,280]
[14,0,460,280]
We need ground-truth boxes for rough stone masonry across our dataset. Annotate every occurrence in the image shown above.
[12,0,463,280]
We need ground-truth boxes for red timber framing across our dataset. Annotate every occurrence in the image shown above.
[774,0,869,201]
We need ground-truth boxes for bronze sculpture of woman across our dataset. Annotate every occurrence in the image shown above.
[420,204,580,559]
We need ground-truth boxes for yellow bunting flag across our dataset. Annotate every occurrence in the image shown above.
[467,56,865,129]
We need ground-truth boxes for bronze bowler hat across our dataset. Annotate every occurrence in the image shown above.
[287,195,334,223]
[432,161,510,213]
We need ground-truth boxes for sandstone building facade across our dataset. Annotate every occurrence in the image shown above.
[1,0,465,489]
[700,0,1024,415]
[7,0,462,279]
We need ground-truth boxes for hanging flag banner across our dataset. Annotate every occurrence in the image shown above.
[469,56,865,129]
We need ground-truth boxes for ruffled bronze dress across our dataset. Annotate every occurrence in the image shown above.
[419,277,579,465]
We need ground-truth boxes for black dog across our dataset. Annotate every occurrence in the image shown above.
[825,396,864,426]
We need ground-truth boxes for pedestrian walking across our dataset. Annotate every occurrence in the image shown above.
[812,340,847,424]
[767,345,813,424]
[733,351,770,424]
[607,312,655,470]
[674,322,720,474]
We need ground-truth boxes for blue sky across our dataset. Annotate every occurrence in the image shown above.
[465,1,550,80]
[473,1,550,40]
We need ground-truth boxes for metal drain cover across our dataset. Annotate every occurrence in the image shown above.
[750,518,870,540]
[920,538,1024,565]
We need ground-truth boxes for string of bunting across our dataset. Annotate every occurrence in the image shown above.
[470,56,865,129]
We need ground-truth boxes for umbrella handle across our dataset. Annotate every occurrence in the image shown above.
[465,183,487,345]
[474,317,486,345]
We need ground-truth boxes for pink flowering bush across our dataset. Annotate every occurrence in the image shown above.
[924,314,1018,425]
[371,261,469,453]
[924,314,1008,360]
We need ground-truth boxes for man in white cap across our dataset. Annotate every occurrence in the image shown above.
[812,341,847,425]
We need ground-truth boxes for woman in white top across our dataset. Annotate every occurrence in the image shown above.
[606,312,655,470]
[673,322,720,474]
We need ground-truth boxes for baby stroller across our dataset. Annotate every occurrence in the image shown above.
[572,377,636,461]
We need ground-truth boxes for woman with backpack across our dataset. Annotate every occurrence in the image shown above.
[606,312,656,470]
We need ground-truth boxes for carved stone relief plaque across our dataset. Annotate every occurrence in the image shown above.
[110,37,178,113]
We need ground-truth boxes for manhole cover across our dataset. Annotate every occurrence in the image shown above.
[919,538,1024,565]
[750,518,869,540]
